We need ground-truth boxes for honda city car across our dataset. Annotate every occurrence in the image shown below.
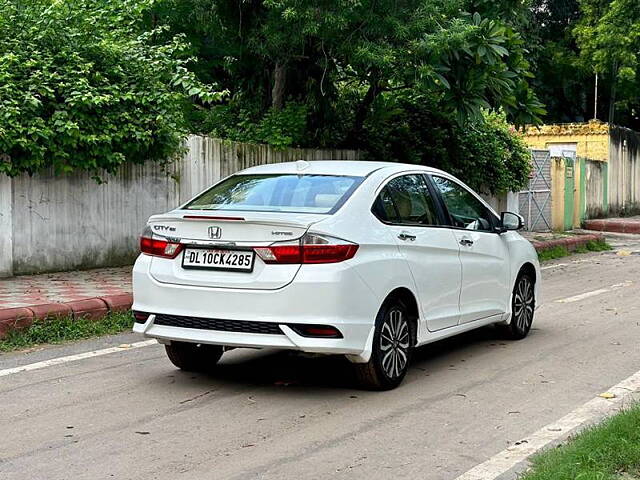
[133,161,540,390]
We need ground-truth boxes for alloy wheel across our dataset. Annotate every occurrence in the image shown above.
[380,309,411,379]
[513,276,534,331]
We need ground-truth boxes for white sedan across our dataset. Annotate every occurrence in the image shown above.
[133,161,540,390]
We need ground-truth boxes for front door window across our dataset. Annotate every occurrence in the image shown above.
[431,176,494,231]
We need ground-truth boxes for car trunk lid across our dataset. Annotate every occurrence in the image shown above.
[147,211,326,289]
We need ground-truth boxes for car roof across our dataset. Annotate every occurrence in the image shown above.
[238,160,443,177]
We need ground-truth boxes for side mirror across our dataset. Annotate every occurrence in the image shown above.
[499,211,524,232]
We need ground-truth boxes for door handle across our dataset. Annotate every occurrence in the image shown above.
[398,232,416,241]
[459,238,474,246]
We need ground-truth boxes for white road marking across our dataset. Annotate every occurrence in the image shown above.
[0,340,157,378]
[540,263,568,271]
[454,368,640,480]
[555,281,632,303]
[541,258,598,271]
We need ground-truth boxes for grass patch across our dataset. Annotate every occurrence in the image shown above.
[538,245,569,262]
[0,311,134,352]
[586,239,613,252]
[521,404,640,480]
[538,239,612,262]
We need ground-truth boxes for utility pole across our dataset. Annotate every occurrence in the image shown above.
[593,72,598,120]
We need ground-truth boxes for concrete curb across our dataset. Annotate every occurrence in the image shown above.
[530,233,605,253]
[0,293,133,340]
[584,219,640,234]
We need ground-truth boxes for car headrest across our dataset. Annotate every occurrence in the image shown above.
[314,193,341,208]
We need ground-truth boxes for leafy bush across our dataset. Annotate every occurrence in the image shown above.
[0,0,225,176]
[362,94,531,194]
[194,102,308,149]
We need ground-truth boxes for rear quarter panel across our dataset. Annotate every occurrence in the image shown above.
[307,171,421,318]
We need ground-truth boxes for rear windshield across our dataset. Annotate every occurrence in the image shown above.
[184,174,364,214]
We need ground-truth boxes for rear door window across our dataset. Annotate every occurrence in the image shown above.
[184,174,363,214]
[372,174,440,225]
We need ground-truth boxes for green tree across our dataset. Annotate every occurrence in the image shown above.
[526,0,595,123]
[156,0,544,143]
[0,0,226,176]
[575,0,640,128]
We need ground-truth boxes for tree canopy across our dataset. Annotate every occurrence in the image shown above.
[0,0,225,176]
[575,0,640,127]
[156,0,545,142]
[5,0,640,193]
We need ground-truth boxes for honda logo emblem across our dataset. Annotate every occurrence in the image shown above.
[208,226,222,239]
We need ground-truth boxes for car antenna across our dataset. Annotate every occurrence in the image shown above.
[296,160,310,172]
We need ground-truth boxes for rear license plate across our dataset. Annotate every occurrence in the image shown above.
[182,248,255,272]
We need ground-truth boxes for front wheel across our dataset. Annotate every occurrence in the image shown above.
[354,300,413,390]
[500,273,535,340]
[165,342,224,372]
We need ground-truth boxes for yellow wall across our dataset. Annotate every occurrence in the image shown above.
[523,121,610,161]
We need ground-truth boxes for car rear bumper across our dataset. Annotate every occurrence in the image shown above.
[132,255,378,358]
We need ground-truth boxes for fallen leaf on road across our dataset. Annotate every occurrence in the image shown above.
[118,344,131,349]
[617,250,631,256]
[598,392,616,399]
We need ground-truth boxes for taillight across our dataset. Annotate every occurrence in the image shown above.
[254,233,358,264]
[140,226,183,259]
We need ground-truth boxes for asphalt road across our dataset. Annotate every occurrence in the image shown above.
[2,234,640,480]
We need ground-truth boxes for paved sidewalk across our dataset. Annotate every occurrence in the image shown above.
[520,230,605,252]
[0,266,133,338]
[0,266,131,309]
[585,216,640,234]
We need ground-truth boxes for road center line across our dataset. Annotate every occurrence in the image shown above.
[454,367,640,480]
[0,340,157,378]
[555,281,632,303]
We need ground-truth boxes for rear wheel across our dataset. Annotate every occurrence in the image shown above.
[354,300,413,390]
[500,273,535,340]
[165,342,224,372]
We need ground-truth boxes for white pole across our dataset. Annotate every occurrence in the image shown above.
[594,73,599,120]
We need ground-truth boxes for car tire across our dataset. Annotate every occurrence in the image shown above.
[499,272,535,340]
[354,299,414,390]
[165,342,224,372]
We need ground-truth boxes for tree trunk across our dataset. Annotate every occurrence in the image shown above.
[271,61,286,110]
[347,76,380,145]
